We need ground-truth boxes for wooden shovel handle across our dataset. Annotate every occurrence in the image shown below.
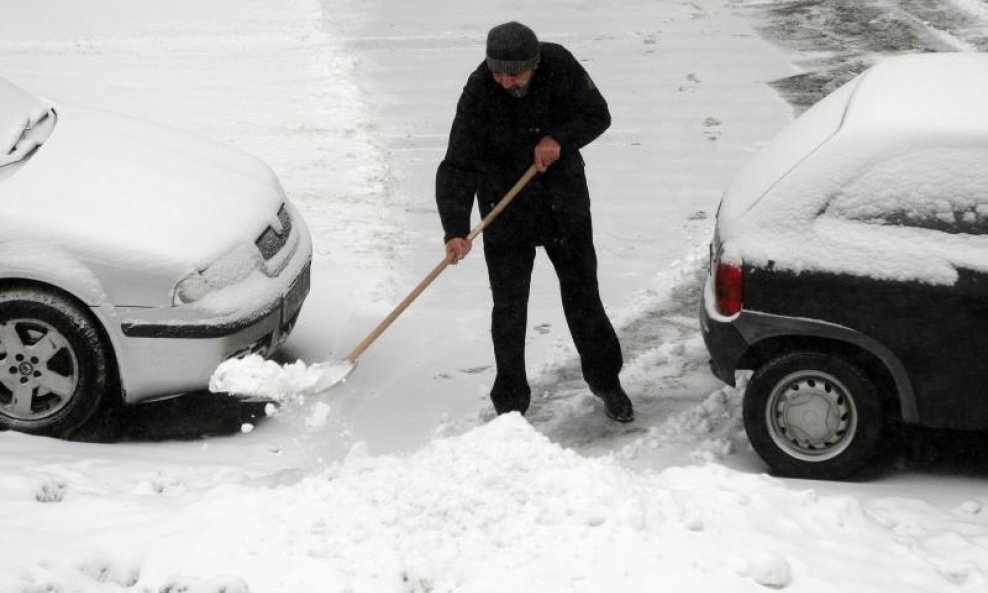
[345,164,539,363]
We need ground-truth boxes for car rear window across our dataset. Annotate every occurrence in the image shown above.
[825,146,988,236]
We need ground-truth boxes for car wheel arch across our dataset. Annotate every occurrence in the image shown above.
[737,333,913,424]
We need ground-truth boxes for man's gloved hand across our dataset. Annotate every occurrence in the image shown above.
[445,237,472,264]
[534,135,561,173]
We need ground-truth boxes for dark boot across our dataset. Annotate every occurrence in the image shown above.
[591,384,634,423]
[490,374,531,416]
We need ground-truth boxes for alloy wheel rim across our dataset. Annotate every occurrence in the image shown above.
[0,318,79,421]
[765,369,857,462]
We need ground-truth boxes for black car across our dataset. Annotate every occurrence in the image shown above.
[700,53,988,480]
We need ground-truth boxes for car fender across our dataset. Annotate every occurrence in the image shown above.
[737,310,919,423]
[0,241,108,305]
[0,243,138,396]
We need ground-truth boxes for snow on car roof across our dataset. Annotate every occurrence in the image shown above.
[843,52,988,135]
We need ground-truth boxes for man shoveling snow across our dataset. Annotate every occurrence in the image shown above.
[436,22,634,423]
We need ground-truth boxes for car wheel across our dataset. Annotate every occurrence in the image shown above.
[743,351,886,480]
[0,288,112,437]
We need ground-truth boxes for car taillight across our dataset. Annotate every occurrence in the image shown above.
[715,262,743,316]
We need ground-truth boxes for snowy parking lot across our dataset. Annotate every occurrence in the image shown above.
[4,0,988,591]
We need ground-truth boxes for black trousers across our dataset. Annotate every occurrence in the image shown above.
[483,234,623,414]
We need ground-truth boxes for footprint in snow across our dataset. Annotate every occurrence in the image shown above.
[35,476,67,503]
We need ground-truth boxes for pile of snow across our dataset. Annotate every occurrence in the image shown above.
[7,414,988,592]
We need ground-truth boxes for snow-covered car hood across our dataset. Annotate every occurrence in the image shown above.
[0,103,285,279]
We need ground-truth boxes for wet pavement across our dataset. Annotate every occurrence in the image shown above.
[745,0,988,112]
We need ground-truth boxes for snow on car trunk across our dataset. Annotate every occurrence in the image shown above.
[720,53,988,285]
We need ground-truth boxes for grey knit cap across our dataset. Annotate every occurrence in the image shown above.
[485,22,540,75]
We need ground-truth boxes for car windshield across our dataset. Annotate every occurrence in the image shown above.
[1,77,55,168]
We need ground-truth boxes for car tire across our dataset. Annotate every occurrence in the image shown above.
[0,288,112,438]
[743,351,886,480]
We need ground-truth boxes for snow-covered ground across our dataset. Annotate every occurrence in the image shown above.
[4,0,988,591]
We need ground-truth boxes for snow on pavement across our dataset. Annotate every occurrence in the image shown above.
[4,0,988,591]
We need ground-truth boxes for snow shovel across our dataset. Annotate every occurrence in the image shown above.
[321,163,540,389]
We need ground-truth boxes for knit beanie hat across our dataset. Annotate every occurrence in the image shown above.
[486,22,540,75]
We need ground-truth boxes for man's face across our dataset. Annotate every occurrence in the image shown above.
[492,69,535,97]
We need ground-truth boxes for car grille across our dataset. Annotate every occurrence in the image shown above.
[255,204,293,260]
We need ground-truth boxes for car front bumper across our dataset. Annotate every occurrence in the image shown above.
[104,215,313,404]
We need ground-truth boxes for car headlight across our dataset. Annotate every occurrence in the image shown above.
[173,272,212,305]
[172,243,263,306]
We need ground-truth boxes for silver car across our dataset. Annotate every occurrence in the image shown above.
[0,76,312,437]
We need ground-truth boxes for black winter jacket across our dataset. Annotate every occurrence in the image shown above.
[436,42,611,248]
